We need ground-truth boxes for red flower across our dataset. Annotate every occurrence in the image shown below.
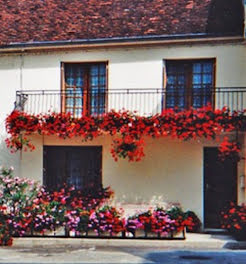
[5,106,245,162]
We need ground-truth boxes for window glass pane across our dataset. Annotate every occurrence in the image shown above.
[91,65,99,75]
[75,98,82,107]
[203,74,212,84]
[66,88,74,95]
[203,63,212,73]
[66,98,73,107]
[178,75,185,85]
[177,86,185,109]
[166,97,175,108]
[204,95,212,105]
[75,76,83,87]
[66,108,74,114]
[193,96,202,108]
[99,64,106,74]
[177,85,185,93]
[192,61,213,108]
[90,64,106,115]
[65,66,74,87]
[178,97,185,109]
[65,65,84,115]
[75,108,82,118]
[91,76,99,86]
[167,76,175,84]
[100,76,106,85]
[166,62,186,109]
[193,74,202,84]
[75,87,83,96]
[193,63,202,73]
[75,67,83,87]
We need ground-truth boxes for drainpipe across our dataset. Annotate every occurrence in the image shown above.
[244,0,246,37]
[20,53,23,91]
[243,0,246,203]
[19,54,24,171]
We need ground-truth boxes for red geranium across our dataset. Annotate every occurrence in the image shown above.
[221,202,246,240]
[5,105,245,162]
[218,137,241,162]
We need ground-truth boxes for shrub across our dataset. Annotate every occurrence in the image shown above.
[166,206,200,233]
[125,206,198,237]
[152,208,176,235]
[221,202,246,241]
[0,206,13,246]
[0,167,114,241]
[89,206,125,235]
[185,211,202,233]
[0,166,202,243]
[0,166,42,236]
[166,206,187,233]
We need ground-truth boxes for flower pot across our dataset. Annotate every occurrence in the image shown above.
[98,231,115,237]
[133,229,147,238]
[170,229,186,238]
[148,232,159,238]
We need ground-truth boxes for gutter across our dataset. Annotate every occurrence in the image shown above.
[0,33,244,55]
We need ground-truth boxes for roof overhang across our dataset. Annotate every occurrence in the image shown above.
[0,34,244,55]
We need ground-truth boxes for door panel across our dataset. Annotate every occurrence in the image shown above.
[204,147,237,228]
[43,147,67,191]
[43,146,102,191]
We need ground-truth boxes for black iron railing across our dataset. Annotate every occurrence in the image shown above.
[15,88,246,117]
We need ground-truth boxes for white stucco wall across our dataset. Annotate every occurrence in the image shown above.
[0,56,21,173]
[1,42,246,115]
[0,41,245,223]
[16,43,246,91]
[19,133,245,223]
[21,135,205,218]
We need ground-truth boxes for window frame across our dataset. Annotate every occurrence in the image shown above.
[43,145,103,192]
[163,58,216,109]
[61,61,108,116]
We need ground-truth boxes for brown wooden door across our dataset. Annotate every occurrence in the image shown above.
[43,146,102,191]
[204,147,237,228]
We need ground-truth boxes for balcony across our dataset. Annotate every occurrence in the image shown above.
[15,87,246,117]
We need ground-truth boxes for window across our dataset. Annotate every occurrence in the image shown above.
[62,62,107,117]
[165,59,215,109]
[43,146,102,191]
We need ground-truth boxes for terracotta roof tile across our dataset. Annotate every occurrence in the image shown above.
[0,0,244,46]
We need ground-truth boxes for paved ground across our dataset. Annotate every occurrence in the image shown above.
[0,233,246,263]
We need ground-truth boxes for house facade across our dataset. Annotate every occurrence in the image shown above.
[0,0,246,229]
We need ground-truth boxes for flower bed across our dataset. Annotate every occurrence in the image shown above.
[5,105,245,162]
[126,208,177,237]
[0,206,13,246]
[0,167,201,245]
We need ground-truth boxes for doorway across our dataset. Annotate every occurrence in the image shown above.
[204,147,237,228]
